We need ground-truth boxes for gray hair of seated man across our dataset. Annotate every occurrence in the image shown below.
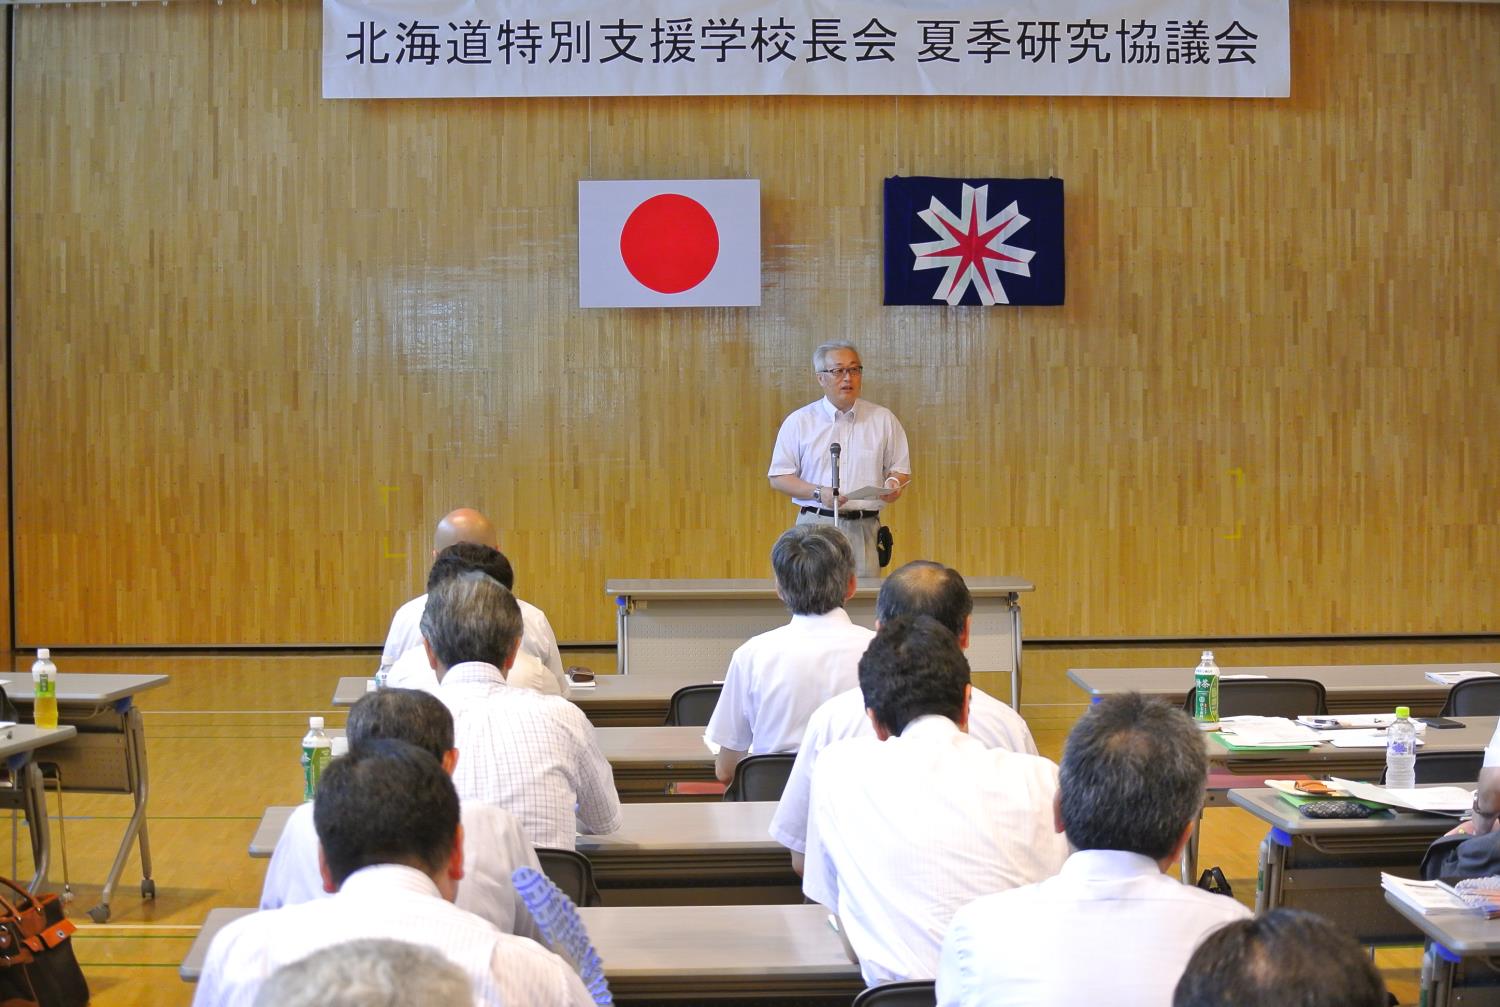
[1059,692,1207,861]
[252,938,473,1007]
[771,524,856,616]
[419,569,523,669]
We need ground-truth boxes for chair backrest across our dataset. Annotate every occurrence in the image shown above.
[1412,750,1483,785]
[1442,678,1500,718]
[1181,678,1328,718]
[724,753,796,802]
[535,847,603,908]
[665,684,723,727]
[851,980,937,1007]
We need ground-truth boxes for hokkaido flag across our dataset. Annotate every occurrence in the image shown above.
[578,180,761,308]
[883,176,1065,307]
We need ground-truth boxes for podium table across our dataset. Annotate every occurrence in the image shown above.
[608,576,1032,707]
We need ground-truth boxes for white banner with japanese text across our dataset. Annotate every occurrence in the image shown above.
[323,0,1289,99]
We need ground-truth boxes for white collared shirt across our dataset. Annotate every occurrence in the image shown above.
[770,685,1038,854]
[440,661,622,851]
[381,591,566,692]
[803,716,1068,987]
[704,609,875,755]
[387,644,567,699]
[768,397,911,509]
[936,849,1252,1006]
[196,864,594,1007]
[259,800,543,942]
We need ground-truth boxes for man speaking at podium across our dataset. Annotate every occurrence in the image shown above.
[768,342,911,577]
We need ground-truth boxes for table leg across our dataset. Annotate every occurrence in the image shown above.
[1256,829,1289,914]
[89,706,154,922]
[21,762,50,894]
[1428,942,1458,1007]
[1180,812,1202,884]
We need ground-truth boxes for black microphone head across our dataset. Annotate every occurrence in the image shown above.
[830,442,841,457]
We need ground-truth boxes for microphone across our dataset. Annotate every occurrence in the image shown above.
[829,442,841,502]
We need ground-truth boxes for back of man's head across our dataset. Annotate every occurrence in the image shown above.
[1173,909,1388,1007]
[253,938,473,1007]
[418,571,523,670]
[432,508,497,552]
[1059,692,1206,860]
[875,560,973,638]
[425,542,515,593]
[314,739,460,888]
[346,689,454,762]
[858,615,970,735]
[772,525,855,616]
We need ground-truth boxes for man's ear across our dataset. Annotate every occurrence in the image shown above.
[844,574,858,601]
[423,637,438,672]
[1052,791,1065,835]
[866,708,893,742]
[318,844,337,894]
[442,748,459,775]
[501,636,522,673]
[958,615,972,650]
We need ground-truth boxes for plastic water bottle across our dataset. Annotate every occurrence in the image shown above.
[1386,706,1417,789]
[1193,650,1221,725]
[31,649,59,730]
[301,716,332,801]
[373,665,389,690]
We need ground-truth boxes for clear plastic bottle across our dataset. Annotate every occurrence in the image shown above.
[1386,706,1417,789]
[1193,650,1221,725]
[31,648,59,730]
[301,716,332,801]
[374,665,390,691]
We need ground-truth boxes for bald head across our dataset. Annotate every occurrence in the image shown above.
[433,508,498,554]
[875,560,973,641]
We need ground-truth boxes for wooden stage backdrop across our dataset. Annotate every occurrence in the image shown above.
[7,1,1499,648]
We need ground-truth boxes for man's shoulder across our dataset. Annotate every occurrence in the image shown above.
[807,688,872,740]
[969,689,1036,750]
[390,594,427,623]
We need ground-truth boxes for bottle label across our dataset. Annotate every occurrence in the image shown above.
[1194,671,1220,722]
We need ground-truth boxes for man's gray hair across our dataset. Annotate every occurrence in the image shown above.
[812,341,859,372]
[772,525,856,616]
[418,571,522,670]
[253,938,472,1007]
[1059,692,1207,860]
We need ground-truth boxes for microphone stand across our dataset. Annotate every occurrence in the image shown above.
[830,442,841,532]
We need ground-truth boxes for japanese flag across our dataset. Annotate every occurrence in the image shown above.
[578,180,760,308]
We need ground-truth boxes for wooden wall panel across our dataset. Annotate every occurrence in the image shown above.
[8,1,1499,646]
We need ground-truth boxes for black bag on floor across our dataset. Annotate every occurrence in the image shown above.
[1196,866,1234,899]
[0,875,89,1007]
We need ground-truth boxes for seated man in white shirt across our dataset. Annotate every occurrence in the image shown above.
[386,543,564,697]
[260,687,542,940]
[428,571,622,850]
[705,524,874,783]
[1173,908,1388,1007]
[771,559,1036,869]
[803,617,1069,987]
[936,692,1252,1007]
[196,740,594,1007]
[379,507,567,692]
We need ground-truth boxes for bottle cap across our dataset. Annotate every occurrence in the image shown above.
[309,716,325,730]
[331,736,349,758]
[1201,650,1214,661]
[37,648,49,661]
[1395,706,1410,719]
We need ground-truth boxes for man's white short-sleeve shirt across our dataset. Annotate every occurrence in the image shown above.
[440,661,622,850]
[387,644,565,698]
[382,591,566,692]
[802,716,1068,987]
[768,398,911,510]
[704,609,874,755]
[936,849,1252,1006]
[195,864,593,1007]
[770,685,1038,854]
[258,800,543,941]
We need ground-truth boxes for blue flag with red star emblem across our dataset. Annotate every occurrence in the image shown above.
[883,176,1064,306]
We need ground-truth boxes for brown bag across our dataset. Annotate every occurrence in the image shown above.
[0,876,88,1007]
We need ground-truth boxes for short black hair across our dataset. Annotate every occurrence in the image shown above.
[857,615,970,735]
[346,688,454,761]
[1059,693,1206,860]
[419,571,523,669]
[426,542,515,592]
[1173,909,1388,1007]
[771,525,856,616]
[314,738,460,887]
[875,561,973,638]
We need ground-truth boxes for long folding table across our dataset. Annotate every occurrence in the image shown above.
[1386,895,1500,1007]
[0,724,78,893]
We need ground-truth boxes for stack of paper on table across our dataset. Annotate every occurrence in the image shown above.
[1296,714,1406,730]
[1330,778,1473,815]
[1426,670,1499,685]
[1383,874,1484,916]
[1214,717,1322,750]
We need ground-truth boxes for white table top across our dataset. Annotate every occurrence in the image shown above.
[1069,663,1500,700]
[324,725,716,769]
[1228,786,1471,839]
[607,576,1033,599]
[1385,893,1500,956]
[333,668,715,708]
[1205,716,1497,776]
[0,672,170,705]
[0,724,77,760]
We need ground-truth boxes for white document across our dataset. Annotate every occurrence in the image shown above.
[1322,730,1426,749]
[1330,778,1471,814]
[1426,670,1499,685]
[1382,874,1474,915]
[838,486,890,503]
[1217,716,1323,746]
[1298,714,1399,730]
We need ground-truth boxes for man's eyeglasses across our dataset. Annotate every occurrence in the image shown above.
[819,366,864,379]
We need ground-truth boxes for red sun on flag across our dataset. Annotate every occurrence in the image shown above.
[579,179,760,308]
[619,194,721,294]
